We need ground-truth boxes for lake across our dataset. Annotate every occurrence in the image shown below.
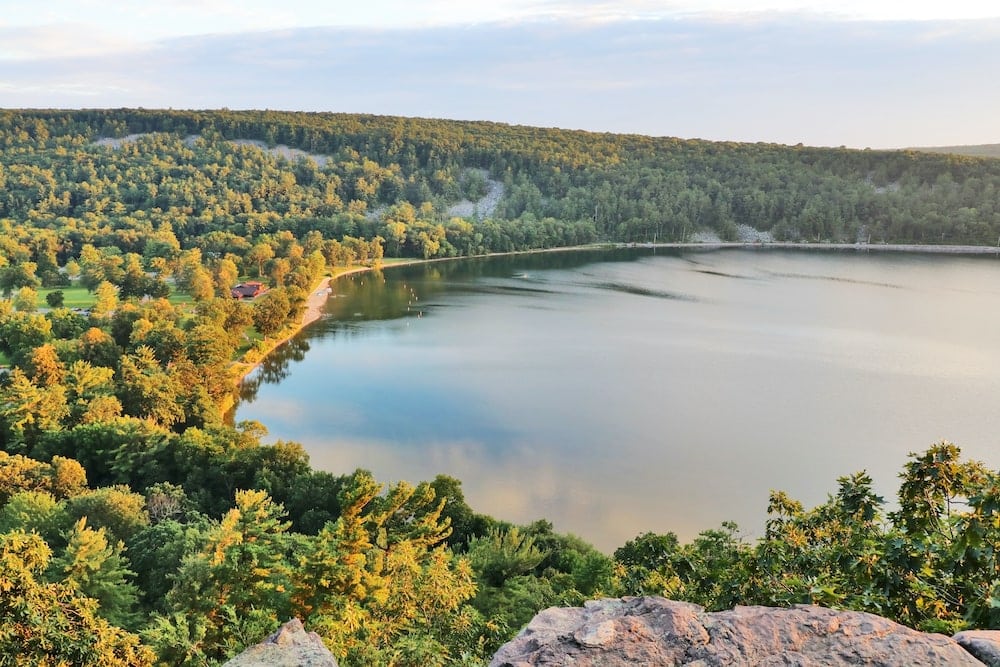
[236,248,1000,552]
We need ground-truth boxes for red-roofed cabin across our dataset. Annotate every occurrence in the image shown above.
[231,281,266,299]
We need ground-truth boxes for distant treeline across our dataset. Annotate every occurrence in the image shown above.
[2,109,1000,259]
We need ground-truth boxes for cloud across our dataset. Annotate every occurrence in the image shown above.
[0,16,998,147]
[0,24,147,61]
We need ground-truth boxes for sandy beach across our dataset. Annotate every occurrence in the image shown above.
[232,267,373,383]
[300,277,333,328]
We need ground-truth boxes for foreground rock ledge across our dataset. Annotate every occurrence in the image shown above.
[222,618,338,667]
[489,597,989,666]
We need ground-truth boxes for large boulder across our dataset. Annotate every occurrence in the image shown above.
[955,631,1000,667]
[222,618,338,667]
[490,597,983,666]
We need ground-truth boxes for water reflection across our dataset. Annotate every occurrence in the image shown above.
[237,248,1000,551]
[238,335,311,404]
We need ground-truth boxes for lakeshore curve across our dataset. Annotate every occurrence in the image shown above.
[230,266,371,385]
[231,240,1000,385]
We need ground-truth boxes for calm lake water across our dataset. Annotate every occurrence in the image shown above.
[237,248,1000,551]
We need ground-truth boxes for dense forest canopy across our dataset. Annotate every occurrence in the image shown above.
[2,108,1000,258]
[2,109,1000,664]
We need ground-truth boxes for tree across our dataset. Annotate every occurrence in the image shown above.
[185,265,215,301]
[92,280,119,318]
[0,490,71,543]
[294,473,477,664]
[252,288,292,337]
[118,253,151,299]
[13,286,38,312]
[211,257,240,298]
[46,307,86,339]
[0,260,40,296]
[0,312,52,357]
[268,257,291,286]
[153,489,294,663]
[0,451,85,503]
[65,485,151,544]
[614,531,681,595]
[127,516,212,613]
[79,326,121,369]
[430,474,487,548]
[45,289,64,308]
[63,358,117,424]
[117,345,184,427]
[48,517,141,629]
[468,526,547,588]
[0,368,68,448]
[0,531,154,666]
[246,243,275,278]
[26,343,65,388]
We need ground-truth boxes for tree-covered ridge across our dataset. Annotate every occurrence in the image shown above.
[911,144,1000,159]
[2,108,1000,255]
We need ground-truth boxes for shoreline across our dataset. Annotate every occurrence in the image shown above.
[231,239,1000,385]
[230,266,372,384]
[621,241,1000,255]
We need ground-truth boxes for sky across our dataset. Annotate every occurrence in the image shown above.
[2,0,999,148]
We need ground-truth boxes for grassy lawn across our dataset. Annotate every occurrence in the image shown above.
[37,286,95,309]
[235,329,265,357]
[34,284,203,315]
[166,292,201,310]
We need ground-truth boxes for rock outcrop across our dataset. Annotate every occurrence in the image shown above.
[955,631,1000,667]
[490,597,987,666]
[222,618,338,667]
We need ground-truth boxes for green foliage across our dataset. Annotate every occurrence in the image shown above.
[13,286,38,313]
[614,531,680,595]
[127,516,212,613]
[64,484,150,543]
[251,287,292,337]
[44,289,64,308]
[468,526,547,587]
[150,480,479,664]
[158,489,294,662]
[430,474,490,548]
[0,490,71,543]
[295,472,478,664]
[0,370,69,450]
[116,346,185,427]
[0,530,154,666]
[48,517,141,629]
[0,450,86,502]
[608,442,1000,636]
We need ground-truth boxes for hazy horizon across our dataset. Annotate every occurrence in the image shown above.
[2,1,1000,149]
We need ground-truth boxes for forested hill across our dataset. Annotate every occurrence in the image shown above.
[3,108,1000,252]
[909,143,1000,160]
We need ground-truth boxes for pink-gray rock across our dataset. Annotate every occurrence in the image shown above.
[955,630,1000,666]
[222,618,338,667]
[489,597,983,666]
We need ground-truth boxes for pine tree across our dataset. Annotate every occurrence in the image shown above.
[0,530,153,666]
[48,517,141,629]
